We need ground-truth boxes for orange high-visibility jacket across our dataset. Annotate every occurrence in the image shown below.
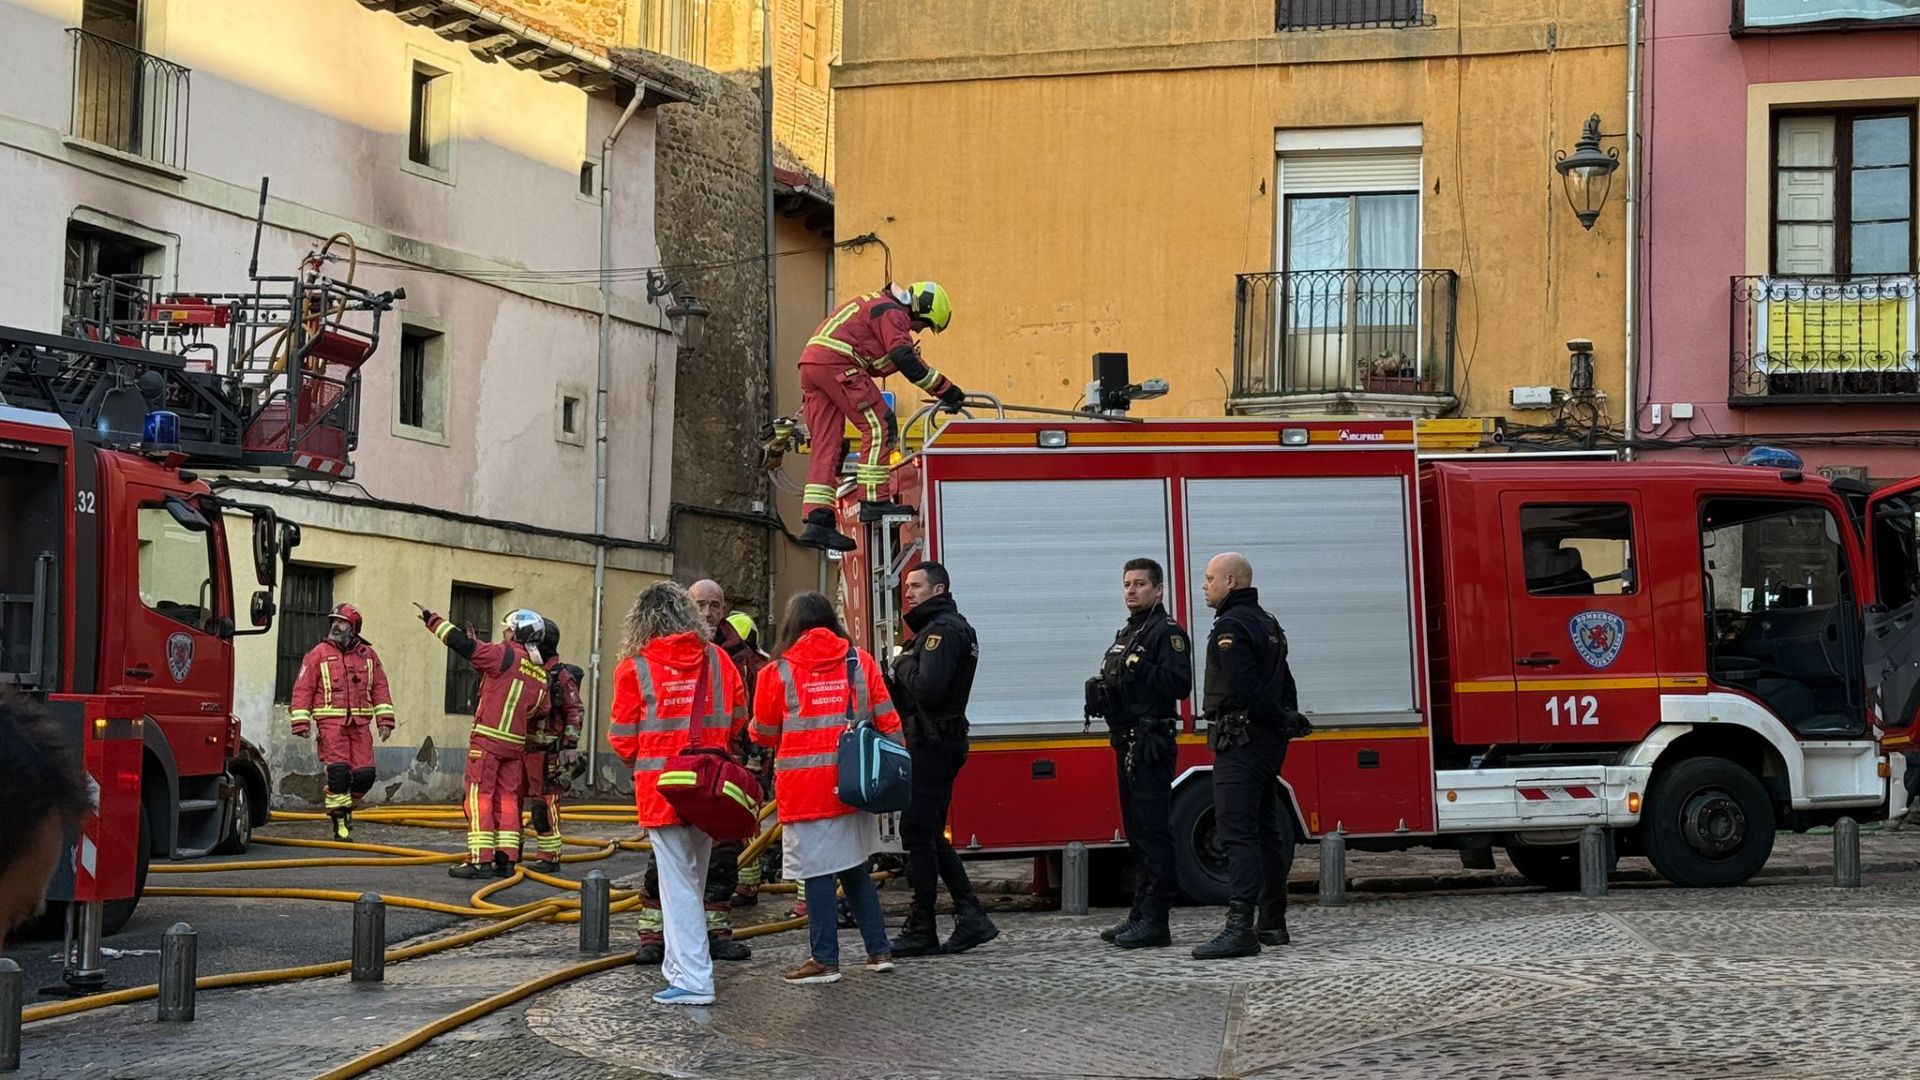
[751,628,900,824]
[608,632,748,829]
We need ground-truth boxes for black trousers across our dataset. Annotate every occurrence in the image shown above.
[1113,725,1179,917]
[1211,729,1295,922]
[902,739,977,912]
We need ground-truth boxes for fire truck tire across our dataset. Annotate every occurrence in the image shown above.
[214,776,255,855]
[1504,841,1616,892]
[1169,779,1231,906]
[1642,756,1776,888]
[101,802,153,935]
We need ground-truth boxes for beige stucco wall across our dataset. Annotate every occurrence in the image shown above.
[834,0,1631,421]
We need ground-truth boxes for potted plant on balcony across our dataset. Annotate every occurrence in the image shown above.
[1359,350,1429,394]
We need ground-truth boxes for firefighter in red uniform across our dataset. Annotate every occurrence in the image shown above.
[524,617,584,873]
[289,603,395,840]
[420,604,551,879]
[796,281,965,552]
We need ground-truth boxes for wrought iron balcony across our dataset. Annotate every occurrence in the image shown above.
[67,27,190,170]
[1279,0,1428,31]
[1729,275,1920,405]
[1232,268,1457,409]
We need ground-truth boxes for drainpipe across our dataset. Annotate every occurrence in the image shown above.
[588,90,646,781]
[1622,0,1643,459]
[762,0,780,624]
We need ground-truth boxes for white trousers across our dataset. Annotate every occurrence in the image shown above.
[649,824,715,997]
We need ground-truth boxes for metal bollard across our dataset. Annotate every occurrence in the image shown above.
[352,894,386,983]
[157,923,197,1022]
[1061,841,1089,915]
[1318,827,1348,907]
[580,870,611,954]
[1834,816,1862,888]
[1579,825,1609,898]
[1,957,22,1072]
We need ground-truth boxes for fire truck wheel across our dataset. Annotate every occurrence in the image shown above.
[101,801,153,935]
[1504,841,1615,892]
[1642,756,1776,888]
[213,777,254,855]
[1169,778,1231,906]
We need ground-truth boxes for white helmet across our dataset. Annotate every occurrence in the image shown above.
[503,608,545,645]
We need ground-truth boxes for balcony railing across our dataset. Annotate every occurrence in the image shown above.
[1279,0,1428,31]
[67,27,189,170]
[1233,268,1457,401]
[1730,275,1920,404]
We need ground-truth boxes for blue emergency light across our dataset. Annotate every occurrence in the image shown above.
[1739,446,1803,471]
[143,409,181,449]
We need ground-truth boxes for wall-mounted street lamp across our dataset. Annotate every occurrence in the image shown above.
[647,269,711,352]
[1554,114,1622,231]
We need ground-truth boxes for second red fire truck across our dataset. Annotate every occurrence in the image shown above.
[832,402,1911,898]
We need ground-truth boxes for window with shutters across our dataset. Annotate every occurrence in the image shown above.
[274,565,336,703]
[444,584,495,715]
[1232,135,1456,402]
[1772,109,1914,277]
[796,0,828,88]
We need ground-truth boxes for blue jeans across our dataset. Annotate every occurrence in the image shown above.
[803,864,891,967]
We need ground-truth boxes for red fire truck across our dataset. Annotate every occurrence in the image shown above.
[835,408,1915,897]
[1,221,392,989]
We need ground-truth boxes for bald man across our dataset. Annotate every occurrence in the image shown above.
[1194,552,1300,960]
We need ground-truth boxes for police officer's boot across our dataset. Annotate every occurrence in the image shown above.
[1100,909,1141,944]
[890,904,942,958]
[943,895,1000,955]
[798,508,856,553]
[1191,901,1260,961]
[1256,894,1290,948]
[1113,900,1171,950]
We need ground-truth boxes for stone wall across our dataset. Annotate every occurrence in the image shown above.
[616,46,777,625]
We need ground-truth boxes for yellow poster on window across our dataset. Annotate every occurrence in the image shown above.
[1764,291,1912,372]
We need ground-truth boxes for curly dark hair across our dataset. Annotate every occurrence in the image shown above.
[0,690,93,879]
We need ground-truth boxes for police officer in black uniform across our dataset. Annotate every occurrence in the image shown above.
[1085,557,1191,949]
[887,560,999,958]
[1194,551,1304,960]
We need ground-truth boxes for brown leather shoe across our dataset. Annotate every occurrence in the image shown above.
[865,953,895,973]
[782,958,841,984]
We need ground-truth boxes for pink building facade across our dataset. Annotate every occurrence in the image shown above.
[1643,0,1920,481]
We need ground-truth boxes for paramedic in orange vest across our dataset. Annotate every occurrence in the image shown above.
[795,281,965,552]
[289,603,396,841]
[524,617,584,873]
[421,605,550,879]
[750,591,901,984]
[607,582,749,1008]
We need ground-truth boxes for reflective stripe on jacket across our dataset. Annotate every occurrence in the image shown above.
[750,628,900,824]
[607,631,749,828]
[289,640,396,730]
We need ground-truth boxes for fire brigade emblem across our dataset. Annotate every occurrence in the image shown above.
[1568,611,1626,670]
[166,632,195,682]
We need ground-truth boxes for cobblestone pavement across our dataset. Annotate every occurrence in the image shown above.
[14,831,1920,1079]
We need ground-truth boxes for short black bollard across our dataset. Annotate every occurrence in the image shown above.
[1579,826,1609,898]
[1318,827,1348,907]
[352,894,386,983]
[1,957,22,1072]
[1061,841,1090,916]
[157,923,197,1022]
[580,871,611,955]
[1834,816,1862,888]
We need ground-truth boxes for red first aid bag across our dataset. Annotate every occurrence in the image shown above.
[656,647,763,840]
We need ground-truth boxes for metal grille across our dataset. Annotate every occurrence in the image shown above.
[67,27,190,169]
[274,566,335,703]
[1233,268,1457,399]
[1730,274,1920,404]
[445,585,495,716]
[1279,0,1428,31]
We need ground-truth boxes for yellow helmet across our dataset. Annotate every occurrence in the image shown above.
[905,281,952,333]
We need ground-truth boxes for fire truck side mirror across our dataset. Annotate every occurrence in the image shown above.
[251,511,280,587]
[164,495,210,533]
[250,589,276,629]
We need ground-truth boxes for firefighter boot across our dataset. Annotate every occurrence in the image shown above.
[329,809,352,842]
[448,862,489,880]
[798,508,856,553]
[942,895,1000,955]
[890,905,942,959]
[858,499,914,523]
[709,930,753,962]
[1113,901,1171,950]
[633,937,665,965]
[1192,901,1261,961]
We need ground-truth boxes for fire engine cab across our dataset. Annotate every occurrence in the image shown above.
[836,404,1918,897]
[1,214,392,990]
